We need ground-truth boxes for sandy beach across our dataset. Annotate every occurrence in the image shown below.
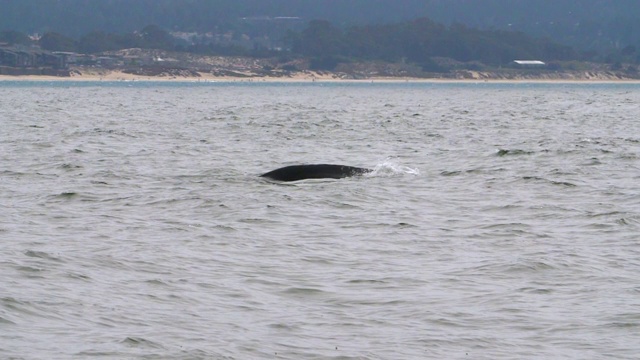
[2,69,640,84]
[0,70,383,83]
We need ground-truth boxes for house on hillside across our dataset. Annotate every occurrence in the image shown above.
[0,45,70,75]
[0,45,68,69]
[0,47,36,67]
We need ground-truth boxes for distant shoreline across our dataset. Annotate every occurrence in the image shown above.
[3,48,639,84]
[2,69,640,84]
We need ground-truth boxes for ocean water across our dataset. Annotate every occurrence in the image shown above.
[1,80,639,359]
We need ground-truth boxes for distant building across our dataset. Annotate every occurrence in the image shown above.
[240,16,302,22]
[0,45,70,75]
[0,45,68,69]
[513,60,546,66]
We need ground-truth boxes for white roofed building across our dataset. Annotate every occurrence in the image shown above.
[513,60,546,66]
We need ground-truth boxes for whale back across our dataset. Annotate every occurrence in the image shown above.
[260,164,371,182]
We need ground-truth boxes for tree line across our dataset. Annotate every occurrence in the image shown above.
[2,18,637,70]
[1,26,180,54]
[2,0,639,54]
[289,19,581,69]
[1,24,285,57]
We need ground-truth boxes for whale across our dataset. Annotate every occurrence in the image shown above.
[260,164,372,182]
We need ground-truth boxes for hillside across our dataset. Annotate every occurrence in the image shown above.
[2,1,639,80]
[1,0,639,54]
[67,49,640,81]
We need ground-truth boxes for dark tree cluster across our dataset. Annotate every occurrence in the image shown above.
[1,0,639,56]
[1,25,275,58]
[0,30,32,45]
[289,19,578,70]
[2,16,637,71]
[24,25,178,54]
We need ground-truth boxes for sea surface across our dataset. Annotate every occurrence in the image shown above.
[1,80,639,359]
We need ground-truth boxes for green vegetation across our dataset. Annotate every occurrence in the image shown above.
[1,0,639,73]
[1,0,639,56]
[290,19,578,70]
[0,30,31,45]
[3,14,639,75]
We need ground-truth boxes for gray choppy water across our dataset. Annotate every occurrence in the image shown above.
[1,81,639,359]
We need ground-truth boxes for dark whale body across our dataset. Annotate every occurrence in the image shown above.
[260,164,372,182]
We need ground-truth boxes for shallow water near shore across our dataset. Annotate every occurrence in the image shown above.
[1,81,639,359]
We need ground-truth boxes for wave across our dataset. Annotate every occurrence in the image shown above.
[369,159,420,177]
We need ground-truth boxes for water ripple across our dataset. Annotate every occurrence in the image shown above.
[1,82,640,359]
